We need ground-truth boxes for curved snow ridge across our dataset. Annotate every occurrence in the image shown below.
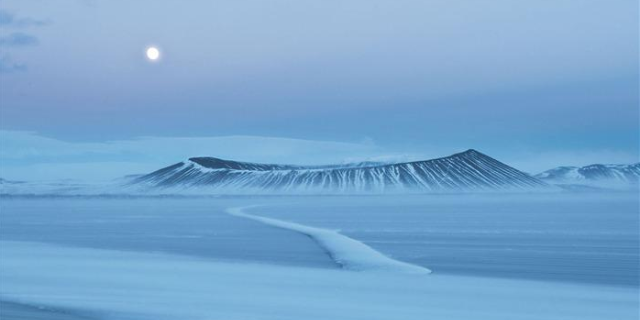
[226,206,431,275]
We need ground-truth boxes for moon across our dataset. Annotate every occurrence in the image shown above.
[146,47,160,61]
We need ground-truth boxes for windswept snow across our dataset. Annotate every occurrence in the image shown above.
[1,196,638,319]
[1,241,637,320]
[227,206,431,274]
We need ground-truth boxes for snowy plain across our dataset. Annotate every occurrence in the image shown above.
[0,194,638,319]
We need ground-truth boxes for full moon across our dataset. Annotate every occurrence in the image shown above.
[146,47,160,61]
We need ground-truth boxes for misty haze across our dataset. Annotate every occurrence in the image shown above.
[0,1,638,320]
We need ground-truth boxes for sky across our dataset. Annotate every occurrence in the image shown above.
[0,0,638,180]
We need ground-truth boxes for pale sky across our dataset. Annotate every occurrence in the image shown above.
[0,0,638,180]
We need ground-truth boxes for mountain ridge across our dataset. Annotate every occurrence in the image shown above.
[535,163,639,188]
[188,156,386,171]
[129,149,550,194]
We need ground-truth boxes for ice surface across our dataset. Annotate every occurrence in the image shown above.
[1,241,637,320]
[1,194,637,286]
[0,301,99,320]
[1,194,638,319]
[251,193,640,286]
[227,206,431,274]
[0,198,336,268]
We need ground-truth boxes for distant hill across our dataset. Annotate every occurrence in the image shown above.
[535,163,640,189]
[128,149,549,194]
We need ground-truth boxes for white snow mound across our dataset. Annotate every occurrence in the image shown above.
[226,206,431,274]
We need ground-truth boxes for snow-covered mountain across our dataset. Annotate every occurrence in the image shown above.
[535,163,640,188]
[128,149,549,194]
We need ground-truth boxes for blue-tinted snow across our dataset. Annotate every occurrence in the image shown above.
[227,206,431,274]
[1,193,637,286]
[250,193,640,287]
[1,241,638,320]
[0,194,638,319]
[0,198,336,268]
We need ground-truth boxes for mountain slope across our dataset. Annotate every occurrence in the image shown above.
[129,149,548,194]
[535,163,640,188]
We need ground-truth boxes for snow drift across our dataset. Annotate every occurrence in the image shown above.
[227,206,431,274]
[1,241,637,320]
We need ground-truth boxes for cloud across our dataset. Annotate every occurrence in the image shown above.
[0,10,44,72]
[507,150,640,175]
[0,32,38,46]
[0,131,382,162]
[0,10,49,28]
[0,55,26,73]
[1,131,636,181]
[0,131,393,180]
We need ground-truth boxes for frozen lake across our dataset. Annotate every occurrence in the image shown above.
[253,193,640,286]
[0,193,638,319]
[1,194,637,286]
[0,197,335,269]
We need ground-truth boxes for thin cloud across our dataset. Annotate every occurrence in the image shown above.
[1,131,636,181]
[0,10,49,28]
[0,10,45,72]
[0,32,38,47]
[0,131,390,180]
[0,55,26,73]
[506,150,640,175]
